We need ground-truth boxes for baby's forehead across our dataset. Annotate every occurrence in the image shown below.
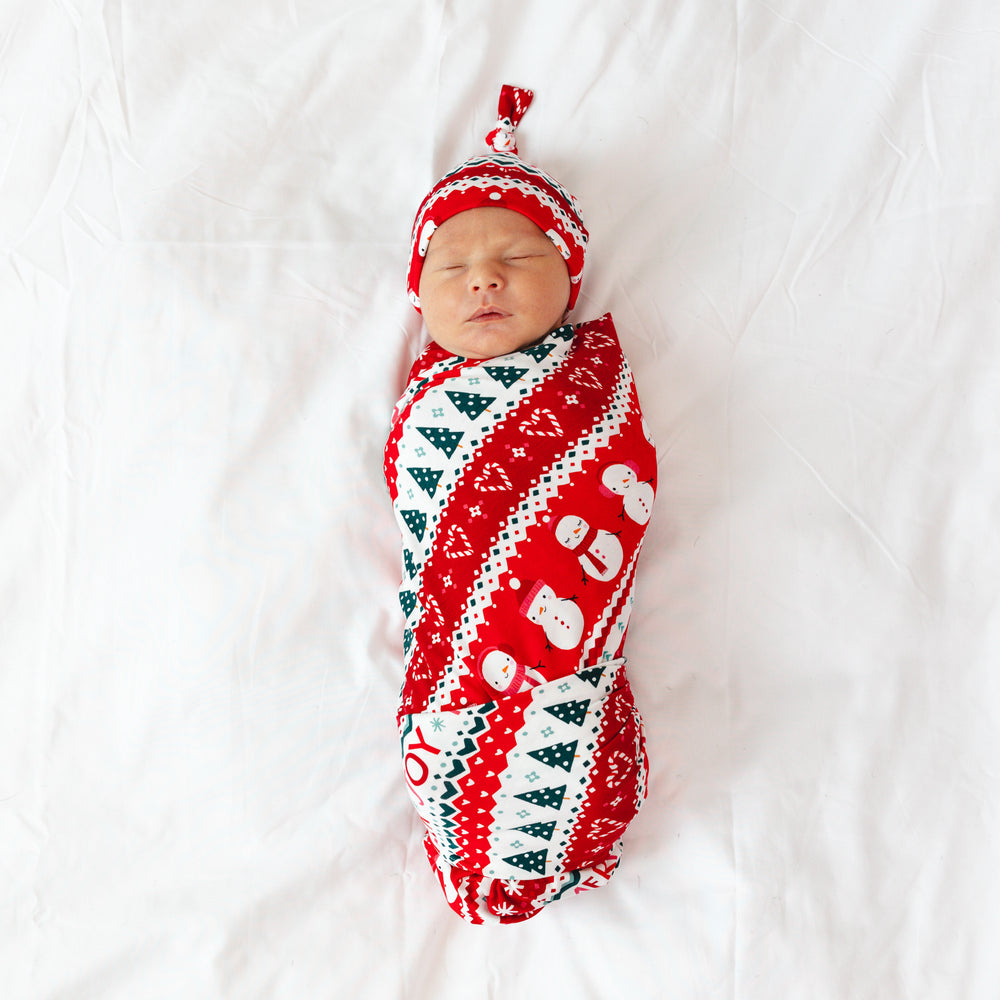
[426,207,551,252]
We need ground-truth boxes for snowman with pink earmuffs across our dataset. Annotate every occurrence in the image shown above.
[599,461,654,525]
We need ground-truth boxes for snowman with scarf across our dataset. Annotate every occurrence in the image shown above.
[512,577,584,650]
[476,646,545,696]
[549,513,623,582]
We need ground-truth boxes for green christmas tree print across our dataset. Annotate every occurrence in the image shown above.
[528,741,579,773]
[399,590,417,618]
[522,341,554,362]
[483,366,528,388]
[400,509,427,541]
[576,665,606,688]
[417,426,464,458]
[403,549,418,578]
[407,467,443,498]
[514,820,557,841]
[503,849,548,875]
[543,699,591,728]
[514,785,566,810]
[446,390,495,420]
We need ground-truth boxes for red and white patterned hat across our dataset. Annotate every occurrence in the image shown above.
[407,85,589,313]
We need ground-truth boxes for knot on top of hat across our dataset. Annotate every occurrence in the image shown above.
[485,84,534,155]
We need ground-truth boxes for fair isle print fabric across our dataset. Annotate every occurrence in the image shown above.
[383,314,656,924]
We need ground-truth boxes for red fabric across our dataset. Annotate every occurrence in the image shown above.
[385,315,655,923]
[485,85,534,154]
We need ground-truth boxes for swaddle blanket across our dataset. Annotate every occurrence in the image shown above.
[384,314,656,923]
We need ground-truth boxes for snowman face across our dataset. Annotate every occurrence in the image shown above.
[526,584,556,624]
[418,219,437,257]
[601,463,637,496]
[479,650,517,692]
[554,515,588,548]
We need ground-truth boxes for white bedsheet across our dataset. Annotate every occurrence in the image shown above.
[4,1,1000,997]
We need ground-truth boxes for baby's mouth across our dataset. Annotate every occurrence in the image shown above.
[468,306,511,323]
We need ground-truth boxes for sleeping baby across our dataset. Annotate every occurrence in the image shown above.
[383,85,657,924]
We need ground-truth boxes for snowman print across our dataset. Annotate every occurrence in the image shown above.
[476,647,544,696]
[599,462,654,525]
[486,116,517,153]
[513,578,584,650]
[551,514,623,582]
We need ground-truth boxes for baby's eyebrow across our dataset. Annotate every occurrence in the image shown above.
[424,242,459,260]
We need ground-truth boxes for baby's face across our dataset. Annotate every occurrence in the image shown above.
[418,207,571,359]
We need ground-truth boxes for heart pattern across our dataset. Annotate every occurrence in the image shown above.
[442,524,473,559]
[520,408,563,437]
[423,593,444,628]
[567,367,603,390]
[474,462,513,491]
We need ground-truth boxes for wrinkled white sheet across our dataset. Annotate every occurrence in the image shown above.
[3,1,1000,997]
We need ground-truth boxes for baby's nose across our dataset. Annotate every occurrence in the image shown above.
[470,265,504,292]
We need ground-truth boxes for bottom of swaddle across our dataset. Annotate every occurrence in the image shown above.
[399,660,648,923]
[423,832,626,924]
[401,661,647,922]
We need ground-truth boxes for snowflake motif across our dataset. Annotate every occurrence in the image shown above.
[432,407,444,418]
[414,446,426,457]
[492,901,520,918]
[468,505,482,517]
[442,575,453,587]
[431,717,445,732]
[565,394,579,405]
[502,879,526,896]
[512,447,526,458]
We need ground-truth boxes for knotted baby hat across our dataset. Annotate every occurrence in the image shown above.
[407,85,589,313]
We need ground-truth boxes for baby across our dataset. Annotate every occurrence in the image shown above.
[383,86,657,924]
